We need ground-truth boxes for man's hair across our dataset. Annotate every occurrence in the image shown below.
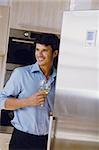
[36,33,60,52]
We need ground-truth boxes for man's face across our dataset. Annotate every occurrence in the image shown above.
[35,43,57,68]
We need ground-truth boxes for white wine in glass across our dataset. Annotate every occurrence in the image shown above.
[40,80,51,106]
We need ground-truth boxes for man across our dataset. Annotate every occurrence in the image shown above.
[0,33,59,150]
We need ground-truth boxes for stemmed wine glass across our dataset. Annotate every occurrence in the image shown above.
[40,79,51,106]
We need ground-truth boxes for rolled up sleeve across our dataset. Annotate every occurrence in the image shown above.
[0,94,7,109]
[0,68,21,110]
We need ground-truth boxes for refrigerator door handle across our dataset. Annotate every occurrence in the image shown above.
[47,115,57,150]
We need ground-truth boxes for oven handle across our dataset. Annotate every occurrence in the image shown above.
[12,38,35,44]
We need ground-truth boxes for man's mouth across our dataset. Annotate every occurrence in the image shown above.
[38,58,44,61]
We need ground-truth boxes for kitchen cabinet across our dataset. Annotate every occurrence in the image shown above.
[0,133,11,150]
[0,6,10,55]
[0,0,9,6]
[0,5,10,89]
[0,57,2,71]
[0,56,6,89]
[91,0,99,9]
[10,0,70,34]
[0,57,3,87]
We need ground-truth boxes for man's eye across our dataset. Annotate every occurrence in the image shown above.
[36,49,39,51]
[43,49,48,52]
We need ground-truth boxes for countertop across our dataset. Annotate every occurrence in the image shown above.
[0,126,13,134]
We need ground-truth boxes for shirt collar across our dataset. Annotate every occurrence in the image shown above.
[30,62,40,73]
[30,62,56,79]
[51,67,56,79]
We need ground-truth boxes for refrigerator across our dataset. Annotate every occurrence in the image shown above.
[47,10,99,150]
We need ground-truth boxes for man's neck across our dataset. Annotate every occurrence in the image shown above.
[40,65,51,80]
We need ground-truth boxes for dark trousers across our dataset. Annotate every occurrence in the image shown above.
[9,128,48,150]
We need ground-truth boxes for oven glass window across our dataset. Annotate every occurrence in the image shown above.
[7,37,36,65]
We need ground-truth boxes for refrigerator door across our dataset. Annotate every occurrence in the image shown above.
[51,10,99,149]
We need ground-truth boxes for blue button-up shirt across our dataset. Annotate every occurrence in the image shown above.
[0,63,56,135]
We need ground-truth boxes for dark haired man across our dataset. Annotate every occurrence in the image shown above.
[0,33,59,150]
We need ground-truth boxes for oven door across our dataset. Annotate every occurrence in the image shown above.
[7,37,36,65]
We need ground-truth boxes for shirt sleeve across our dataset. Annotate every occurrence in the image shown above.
[0,68,21,110]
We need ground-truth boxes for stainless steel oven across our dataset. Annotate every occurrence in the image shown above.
[6,29,39,66]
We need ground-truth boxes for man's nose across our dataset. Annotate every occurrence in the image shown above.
[38,51,43,56]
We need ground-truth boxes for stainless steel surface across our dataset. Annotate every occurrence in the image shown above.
[54,89,99,123]
[47,115,53,150]
[50,116,99,150]
[52,139,99,150]
[50,10,99,149]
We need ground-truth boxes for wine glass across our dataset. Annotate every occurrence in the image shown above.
[40,79,51,106]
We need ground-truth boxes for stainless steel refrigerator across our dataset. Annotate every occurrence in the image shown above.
[47,10,99,150]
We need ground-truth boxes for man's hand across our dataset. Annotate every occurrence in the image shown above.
[27,90,47,106]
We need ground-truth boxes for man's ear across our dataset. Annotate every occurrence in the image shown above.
[53,50,58,58]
